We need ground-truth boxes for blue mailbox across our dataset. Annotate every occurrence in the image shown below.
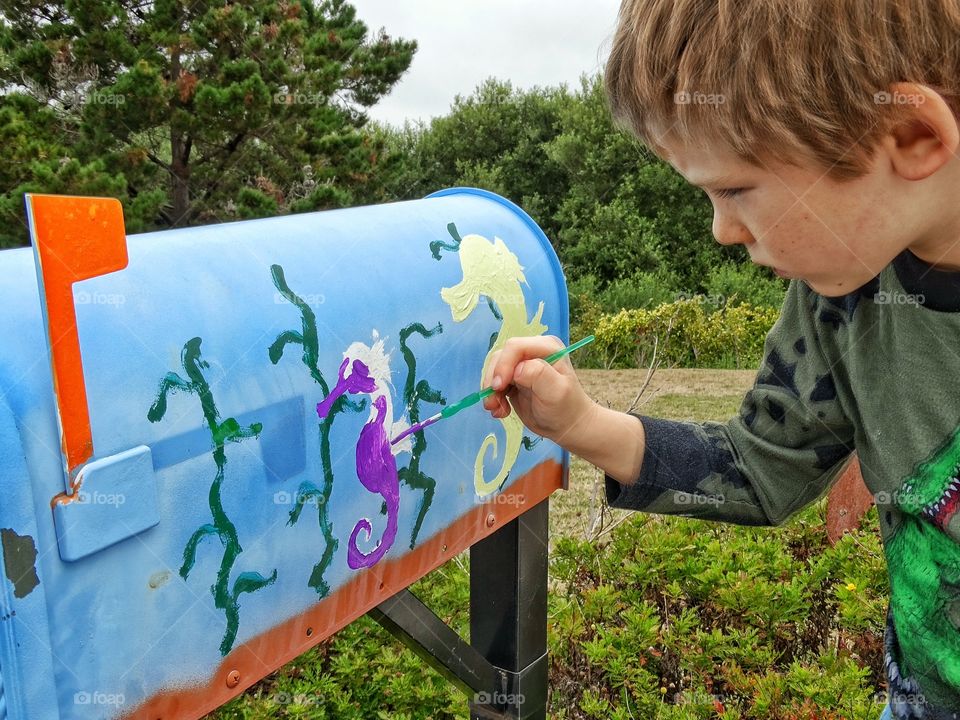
[0,189,568,719]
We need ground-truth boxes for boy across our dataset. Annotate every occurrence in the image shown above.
[482,1,960,718]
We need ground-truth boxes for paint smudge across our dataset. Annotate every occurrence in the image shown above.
[148,570,172,590]
[1,528,40,598]
[521,435,541,451]
[148,337,277,655]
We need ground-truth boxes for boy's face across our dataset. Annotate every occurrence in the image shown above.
[658,135,936,297]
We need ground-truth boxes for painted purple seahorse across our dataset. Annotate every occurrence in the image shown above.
[316,357,377,416]
[316,358,400,569]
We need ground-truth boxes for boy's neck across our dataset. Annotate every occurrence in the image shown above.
[901,156,960,272]
[907,236,960,273]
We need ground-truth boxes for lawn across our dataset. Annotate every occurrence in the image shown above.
[210,369,889,720]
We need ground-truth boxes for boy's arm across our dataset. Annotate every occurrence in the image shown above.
[558,402,647,485]
[604,280,856,526]
[484,280,856,526]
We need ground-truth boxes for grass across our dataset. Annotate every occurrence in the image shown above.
[549,369,754,545]
[209,369,888,720]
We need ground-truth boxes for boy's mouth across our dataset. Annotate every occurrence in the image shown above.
[752,259,794,280]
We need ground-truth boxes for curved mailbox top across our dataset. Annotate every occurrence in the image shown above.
[0,189,568,719]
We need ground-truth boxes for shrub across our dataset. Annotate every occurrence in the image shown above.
[567,274,603,324]
[599,270,680,313]
[706,262,787,309]
[548,504,888,719]
[591,298,780,369]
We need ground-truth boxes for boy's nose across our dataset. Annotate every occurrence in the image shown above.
[712,213,751,246]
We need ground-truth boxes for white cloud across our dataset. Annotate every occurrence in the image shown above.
[347,0,622,127]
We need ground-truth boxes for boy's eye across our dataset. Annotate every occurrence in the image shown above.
[713,187,745,199]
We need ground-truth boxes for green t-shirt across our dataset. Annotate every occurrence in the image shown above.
[606,249,960,717]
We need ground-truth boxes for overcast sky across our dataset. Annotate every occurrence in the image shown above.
[348,0,623,127]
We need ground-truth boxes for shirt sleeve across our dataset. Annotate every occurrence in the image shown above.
[605,280,857,526]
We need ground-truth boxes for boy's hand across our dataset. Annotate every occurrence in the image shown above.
[482,335,598,446]
[482,335,647,485]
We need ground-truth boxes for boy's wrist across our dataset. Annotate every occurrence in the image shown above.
[562,402,646,485]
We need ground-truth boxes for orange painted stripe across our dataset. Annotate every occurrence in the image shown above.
[122,459,564,720]
[27,195,128,479]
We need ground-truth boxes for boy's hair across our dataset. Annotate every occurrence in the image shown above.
[604,0,960,178]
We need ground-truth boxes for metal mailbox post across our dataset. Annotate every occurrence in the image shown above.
[0,188,568,719]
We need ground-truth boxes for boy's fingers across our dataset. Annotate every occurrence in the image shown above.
[482,386,499,411]
[483,390,509,418]
[482,349,503,412]
[494,394,512,418]
[482,350,503,391]
[489,335,565,391]
[510,357,565,399]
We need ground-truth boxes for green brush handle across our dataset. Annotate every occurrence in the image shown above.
[439,387,495,419]
[439,335,595,421]
[543,334,595,363]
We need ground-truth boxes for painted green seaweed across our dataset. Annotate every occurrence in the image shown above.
[147,336,277,656]
[269,264,366,595]
[397,321,445,549]
[521,436,542,451]
[429,222,462,260]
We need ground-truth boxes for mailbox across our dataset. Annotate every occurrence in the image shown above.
[0,188,568,719]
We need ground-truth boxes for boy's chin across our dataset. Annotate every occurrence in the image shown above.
[805,274,872,298]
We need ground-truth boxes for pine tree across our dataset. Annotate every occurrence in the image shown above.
[0,0,415,246]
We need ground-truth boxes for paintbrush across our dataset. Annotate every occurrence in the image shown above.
[389,335,595,446]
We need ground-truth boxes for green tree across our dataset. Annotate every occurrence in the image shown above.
[382,75,752,296]
[545,76,745,290]
[0,0,415,247]
[381,78,572,238]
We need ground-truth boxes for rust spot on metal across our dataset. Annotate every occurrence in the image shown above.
[826,455,874,545]
[50,471,85,508]
[148,570,172,590]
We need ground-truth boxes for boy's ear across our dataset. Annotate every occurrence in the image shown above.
[882,82,960,181]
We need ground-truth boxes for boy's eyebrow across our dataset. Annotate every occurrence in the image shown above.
[682,172,739,189]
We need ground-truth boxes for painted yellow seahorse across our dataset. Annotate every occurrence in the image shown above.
[441,233,547,496]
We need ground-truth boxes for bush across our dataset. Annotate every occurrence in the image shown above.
[568,271,680,323]
[567,274,603,323]
[590,298,780,369]
[568,271,683,371]
[548,504,888,719]
[706,262,787,309]
[598,271,680,313]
